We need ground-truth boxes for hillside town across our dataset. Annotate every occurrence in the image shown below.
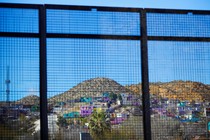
[1,78,210,139]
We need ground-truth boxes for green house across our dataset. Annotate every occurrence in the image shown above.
[31,105,39,112]
[63,112,80,119]
[80,97,92,103]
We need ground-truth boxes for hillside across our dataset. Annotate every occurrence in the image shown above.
[49,77,133,103]
[16,95,39,105]
[18,79,210,104]
[126,80,210,102]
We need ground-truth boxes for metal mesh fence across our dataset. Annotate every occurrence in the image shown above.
[1,3,210,140]
[0,37,40,139]
[0,8,39,33]
[47,9,140,35]
[147,12,210,37]
[47,38,143,140]
[148,41,210,140]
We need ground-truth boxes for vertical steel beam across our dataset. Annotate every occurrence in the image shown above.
[39,5,48,140]
[140,9,152,140]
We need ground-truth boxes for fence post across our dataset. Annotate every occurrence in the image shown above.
[39,5,48,140]
[140,9,152,140]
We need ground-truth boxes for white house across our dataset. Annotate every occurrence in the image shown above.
[52,106,63,114]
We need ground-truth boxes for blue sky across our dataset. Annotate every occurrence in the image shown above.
[148,41,210,84]
[0,0,210,10]
[47,39,141,97]
[1,0,210,101]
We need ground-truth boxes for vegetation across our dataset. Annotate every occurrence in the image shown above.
[0,124,20,140]
[118,94,122,101]
[109,92,118,101]
[0,113,37,140]
[57,116,68,127]
[80,117,88,126]
[88,111,111,140]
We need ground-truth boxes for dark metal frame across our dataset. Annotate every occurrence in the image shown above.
[45,4,142,12]
[39,5,48,140]
[47,34,140,40]
[141,9,151,140]
[1,3,210,140]
[145,8,210,15]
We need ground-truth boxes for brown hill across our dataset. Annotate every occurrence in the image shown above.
[16,95,39,105]
[49,77,133,103]
[126,81,210,102]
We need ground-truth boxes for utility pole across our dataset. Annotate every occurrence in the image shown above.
[5,66,10,106]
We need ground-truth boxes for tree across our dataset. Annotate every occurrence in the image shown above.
[80,117,88,126]
[118,94,122,100]
[109,92,117,102]
[88,111,111,140]
[57,116,67,127]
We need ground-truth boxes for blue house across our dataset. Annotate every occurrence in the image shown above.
[103,93,109,97]
[63,112,80,119]
[80,97,92,103]
[102,93,110,102]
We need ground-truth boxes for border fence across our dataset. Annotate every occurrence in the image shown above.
[1,3,210,140]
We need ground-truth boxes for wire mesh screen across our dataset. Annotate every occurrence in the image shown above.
[148,41,210,140]
[47,9,140,35]
[0,8,39,33]
[47,38,143,140]
[1,3,210,140]
[0,37,40,139]
[147,13,210,37]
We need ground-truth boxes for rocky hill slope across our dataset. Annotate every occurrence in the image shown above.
[126,80,210,102]
[49,77,133,103]
[18,79,210,104]
[16,95,39,105]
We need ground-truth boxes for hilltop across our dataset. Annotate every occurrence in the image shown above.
[49,77,133,103]
[16,95,39,105]
[126,80,210,102]
[17,79,210,104]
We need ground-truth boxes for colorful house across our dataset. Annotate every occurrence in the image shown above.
[31,105,39,112]
[93,102,107,108]
[63,112,80,119]
[80,106,93,117]
[80,97,92,103]
[93,96,103,102]
[110,117,125,125]
[53,106,63,114]
[110,113,127,125]
[120,93,138,106]
[152,108,167,116]
[102,93,110,102]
